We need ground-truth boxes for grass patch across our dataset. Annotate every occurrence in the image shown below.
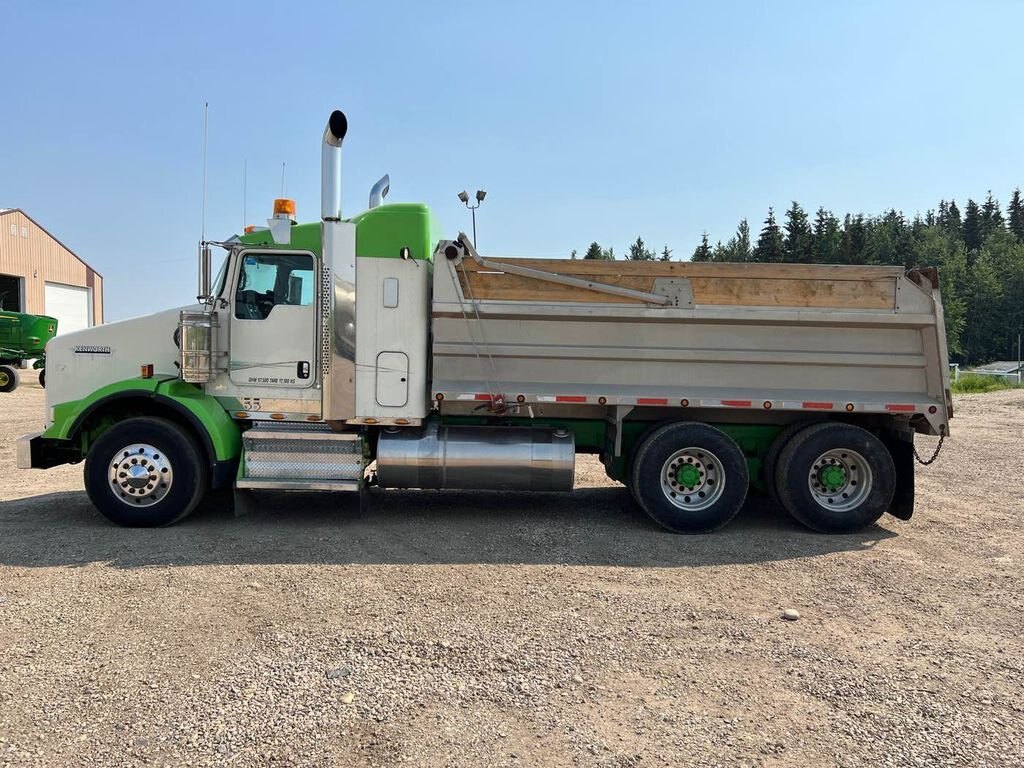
[951,372,1023,394]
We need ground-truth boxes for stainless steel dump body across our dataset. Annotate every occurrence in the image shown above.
[431,242,951,436]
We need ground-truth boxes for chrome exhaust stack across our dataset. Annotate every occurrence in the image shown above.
[321,110,348,221]
[368,174,390,209]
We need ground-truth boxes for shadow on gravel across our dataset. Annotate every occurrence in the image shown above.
[0,486,898,569]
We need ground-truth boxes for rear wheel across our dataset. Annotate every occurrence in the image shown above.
[84,416,208,527]
[0,365,19,393]
[631,422,749,533]
[38,368,45,388]
[761,420,815,504]
[775,423,894,533]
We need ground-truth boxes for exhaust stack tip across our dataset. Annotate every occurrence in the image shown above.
[326,110,348,146]
[321,109,348,221]
[369,174,390,209]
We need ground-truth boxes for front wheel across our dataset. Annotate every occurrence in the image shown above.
[775,423,895,533]
[84,417,208,527]
[0,365,19,393]
[631,422,749,533]
[38,368,46,388]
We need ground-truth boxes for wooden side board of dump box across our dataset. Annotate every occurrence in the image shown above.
[455,258,903,310]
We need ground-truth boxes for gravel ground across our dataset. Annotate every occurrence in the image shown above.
[1,370,1022,767]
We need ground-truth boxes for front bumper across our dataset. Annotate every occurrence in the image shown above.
[15,432,40,469]
[16,432,81,469]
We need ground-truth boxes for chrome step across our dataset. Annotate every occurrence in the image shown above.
[240,424,364,487]
[235,478,360,492]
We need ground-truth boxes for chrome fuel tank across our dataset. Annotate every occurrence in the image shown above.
[376,423,575,491]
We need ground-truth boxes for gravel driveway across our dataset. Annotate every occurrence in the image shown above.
[1,371,1022,767]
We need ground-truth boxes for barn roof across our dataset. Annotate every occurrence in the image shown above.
[0,208,103,278]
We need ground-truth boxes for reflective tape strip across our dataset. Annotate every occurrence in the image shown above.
[445,393,922,415]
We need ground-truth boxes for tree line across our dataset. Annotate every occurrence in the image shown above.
[573,238,673,262]
[574,189,1024,365]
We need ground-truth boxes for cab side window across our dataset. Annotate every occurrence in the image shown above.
[235,253,315,320]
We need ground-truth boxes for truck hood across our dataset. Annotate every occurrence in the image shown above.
[45,305,200,415]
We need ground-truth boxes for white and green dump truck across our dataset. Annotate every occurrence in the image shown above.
[17,110,953,533]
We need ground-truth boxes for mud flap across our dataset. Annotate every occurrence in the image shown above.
[887,437,915,520]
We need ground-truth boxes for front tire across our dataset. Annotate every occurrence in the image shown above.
[38,368,46,388]
[775,423,895,533]
[0,365,19,393]
[631,422,749,533]
[85,417,208,527]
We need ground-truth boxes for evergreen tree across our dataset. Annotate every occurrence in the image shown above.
[835,214,865,264]
[753,208,785,263]
[710,240,730,261]
[812,207,842,263]
[570,249,577,260]
[729,219,752,262]
[783,202,814,262]
[915,228,968,356]
[960,249,1004,364]
[691,233,712,262]
[627,236,655,261]
[940,200,963,238]
[602,246,616,260]
[583,242,605,260]
[867,209,911,266]
[659,245,673,261]
[1007,188,1024,242]
[981,191,1004,236]
[962,199,984,251]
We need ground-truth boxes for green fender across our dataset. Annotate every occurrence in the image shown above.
[45,376,242,462]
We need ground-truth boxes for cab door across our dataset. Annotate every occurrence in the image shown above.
[229,249,317,389]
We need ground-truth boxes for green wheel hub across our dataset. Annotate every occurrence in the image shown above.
[676,463,702,489]
[818,464,847,491]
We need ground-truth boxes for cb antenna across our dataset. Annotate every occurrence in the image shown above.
[197,102,212,301]
[243,158,247,230]
[201,102,209,244]
[281,162,287,197]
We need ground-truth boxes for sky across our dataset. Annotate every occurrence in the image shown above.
[1,0,1022,321]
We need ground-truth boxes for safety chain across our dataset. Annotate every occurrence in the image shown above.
[913,431,945,465]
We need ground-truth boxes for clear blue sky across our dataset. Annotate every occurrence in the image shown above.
[2,0,1021,321]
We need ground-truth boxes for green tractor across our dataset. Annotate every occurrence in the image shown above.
[0,310,58,392]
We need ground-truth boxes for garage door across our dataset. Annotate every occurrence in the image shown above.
[44,282,92,336]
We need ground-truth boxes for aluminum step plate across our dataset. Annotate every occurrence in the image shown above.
[235,478,360,492]
[241,427,365,482]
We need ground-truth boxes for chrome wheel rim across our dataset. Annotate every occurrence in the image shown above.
[107,443,173,508]
[807,448,872,511]
[660,447,726,511]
